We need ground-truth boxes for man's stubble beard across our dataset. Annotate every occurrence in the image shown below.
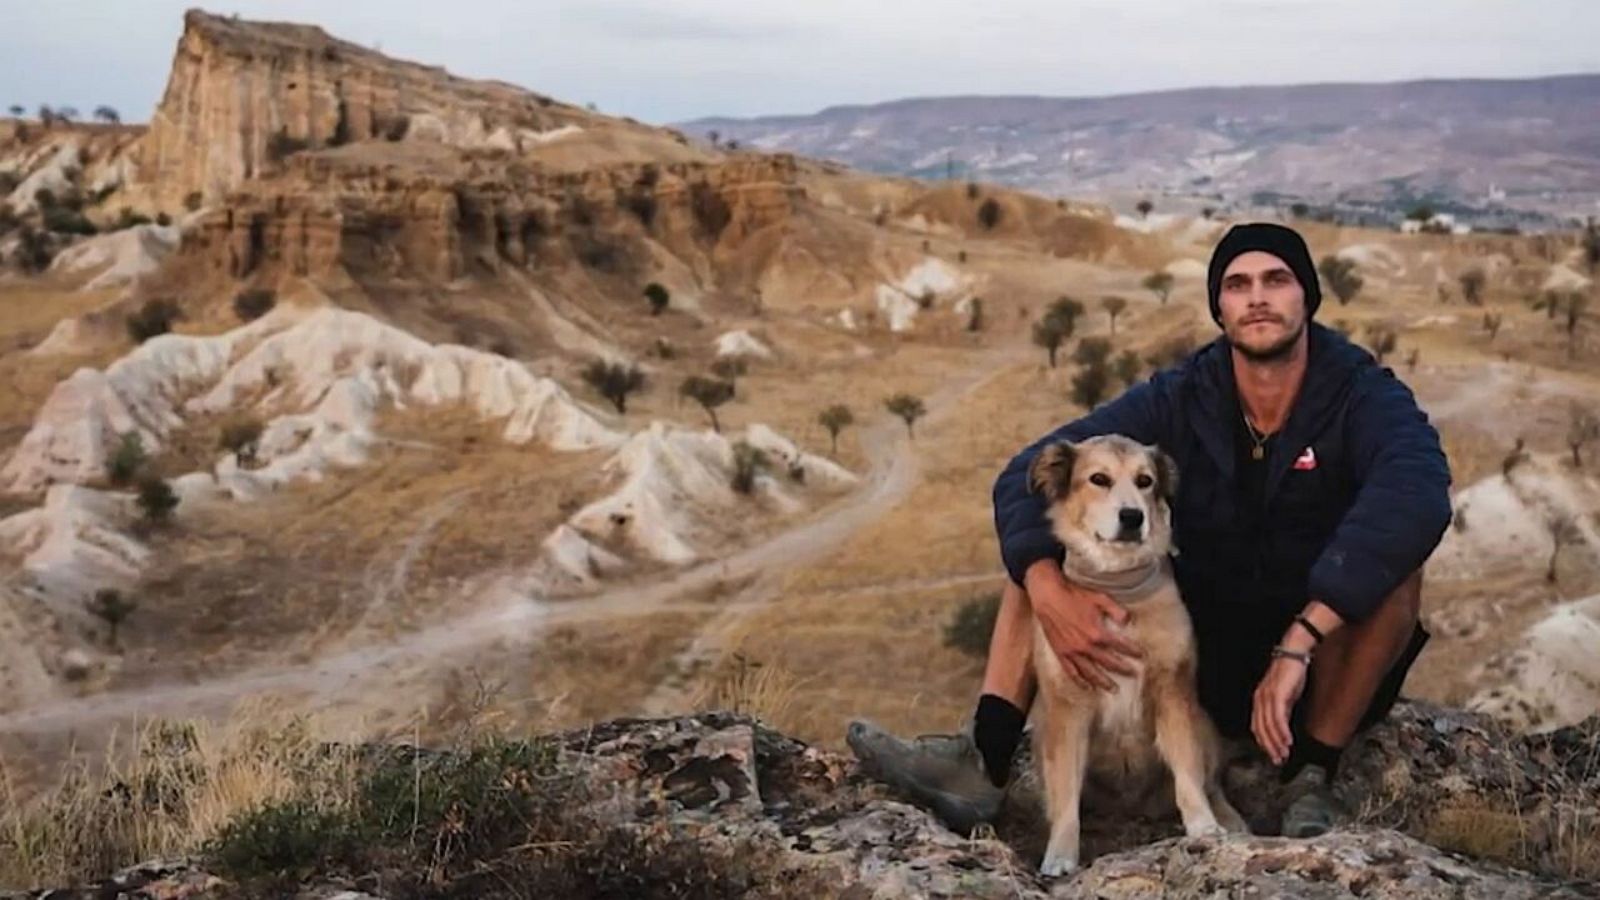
[1227,317,1307,363]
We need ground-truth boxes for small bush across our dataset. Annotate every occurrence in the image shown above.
[817,404,853,456]
[581,359,645,414]
[219,418,264,465]
[155,212,172,227]
[106,431,146,486]
[680,375,735,432]
[135,475,179,524]
[977,197,1001,230]
[643,282,670,315]
[43,207,96,235]
[884,393,926,438]
[114,208,151,230]
[209,800,359,881]
[87,588,137,648]
[730,440,768,495]
[126,298,181,343]
[944,593,1000,658]
[16,226,55,272]
[184,191,203,212]
[710,357,747,387]
[232,288,276,322]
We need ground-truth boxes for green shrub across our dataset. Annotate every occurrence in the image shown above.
[232,288,276,322]
[126,298,181,343]
[106,432,146,486]
[135,475,179,524]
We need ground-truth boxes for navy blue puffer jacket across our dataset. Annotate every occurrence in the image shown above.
[992,323,1452,628]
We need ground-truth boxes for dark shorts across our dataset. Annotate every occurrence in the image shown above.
[1197,621,1430,741]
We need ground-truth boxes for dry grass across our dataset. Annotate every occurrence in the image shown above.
[0,700,359,889]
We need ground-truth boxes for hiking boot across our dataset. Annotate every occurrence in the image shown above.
[1280,764,1341,838]
[846,719,1003,835]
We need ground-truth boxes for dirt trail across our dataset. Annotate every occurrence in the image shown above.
[0,346,1021,737]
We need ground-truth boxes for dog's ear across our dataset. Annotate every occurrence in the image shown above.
[1152,447,1179,503]
[1028,441,1077,501]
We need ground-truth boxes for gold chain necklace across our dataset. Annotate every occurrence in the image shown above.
[1242,407,1273,461]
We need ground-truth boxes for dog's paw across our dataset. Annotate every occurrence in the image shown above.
[1183,818,1226,839]
[1039,854,1079,878]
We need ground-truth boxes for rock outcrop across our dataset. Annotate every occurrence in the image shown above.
[4,704,1594,898]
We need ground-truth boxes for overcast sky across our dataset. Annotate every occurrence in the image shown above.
[4,0,1598,125]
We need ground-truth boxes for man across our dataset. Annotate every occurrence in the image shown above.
[849,222,1452,838]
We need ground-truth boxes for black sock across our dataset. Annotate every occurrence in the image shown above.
[973,694,1027,787]
[1281,732,1343,783]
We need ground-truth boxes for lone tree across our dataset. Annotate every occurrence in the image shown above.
[977,197,1002,231]
[1365,324,1398,365]
[642,282,670,316]
[1482,312,1503,342]
[1200,206,1215,220]
[1318,255,1364,305]
[817,404,854,456]
[1142,271,1174,305]
[1070,337,1114,409]
[55,105,78,122]
[1048,296,1085,331]
[219,418,264,466]
[106,431,147,486]
[1031,315,1070,368]
[1113,349,1143,387]
[680,375,735,432]
[1459,268,1486,306]
[1568,405,1599,468]
[582,359,646,414]
[884,393,926,438]
[1101,295,1127,336]
[1135,199,1154,219]
[1584,218,1600,274]
[92,105,120,125]
[135,475,179,525]
[87,588,136,649]
[6,104,22,117]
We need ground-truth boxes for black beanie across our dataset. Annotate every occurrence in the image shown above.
[1206,222,1322,325]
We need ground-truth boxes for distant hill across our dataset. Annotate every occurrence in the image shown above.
[681,75,1600,228]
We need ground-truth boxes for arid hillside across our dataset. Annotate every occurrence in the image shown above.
[0,9,1598,895]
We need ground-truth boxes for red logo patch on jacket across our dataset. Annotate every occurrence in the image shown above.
[1293,446,1318,471]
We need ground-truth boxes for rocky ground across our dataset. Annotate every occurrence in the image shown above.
[3,703,1595,898]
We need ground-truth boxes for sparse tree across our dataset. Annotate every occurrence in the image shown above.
[1318,255,1364,305]
[643,282,670,316]
[884,393,926,438]
[1135,199,1154,219]
[1200,206,1215,220]
[730,440,768,495]
[37,104,55,128]
[55,105,78,122]
[1144,332,1198,371]
[1583,218,1600,274]
[818,404,854,456]
[1047,296,1084,332]
[1101,295,1127,336]
[1482,312,1503,342]
[135,475,179,524]
[219,418,264,466]
[106,431,146,486]
[966,182,980,200]
[7,104,23,117]
[706,129,720,148]
[582,359,646,414]
[92,105,120,125]
[1290,202,1309,219]
[1365,324,1398,365]
[977,197,1001,230]
[681,375,735,432]
[1406,204,1436,223]
[1113,349,1142,387]
[87,588,136,649]
[1070,339,1114,409]
[1567,405,1599,468]
[1142,271,1174,305]
[1459,268,1486,306]
[1032,315,1070,368]
[965,297,984,332]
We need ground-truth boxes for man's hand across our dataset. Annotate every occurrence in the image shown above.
[1023,559,1142,691]
[1252,655,1308,765]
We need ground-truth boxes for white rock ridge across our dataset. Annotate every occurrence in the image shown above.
[1,305,621,494]
[49,223,180,289]
[569,421,856,565]
[713,329,773,360]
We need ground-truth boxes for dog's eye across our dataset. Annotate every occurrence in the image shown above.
[1134,474,1154,490]
[1089,473,1112,488]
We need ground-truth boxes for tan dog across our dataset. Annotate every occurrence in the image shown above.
[1027,434,1246,877]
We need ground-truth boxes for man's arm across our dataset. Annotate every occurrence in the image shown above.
[992,375,1174,585]
[1304,371,1452,623]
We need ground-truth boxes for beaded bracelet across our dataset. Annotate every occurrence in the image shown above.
[1270,646,1313,666]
